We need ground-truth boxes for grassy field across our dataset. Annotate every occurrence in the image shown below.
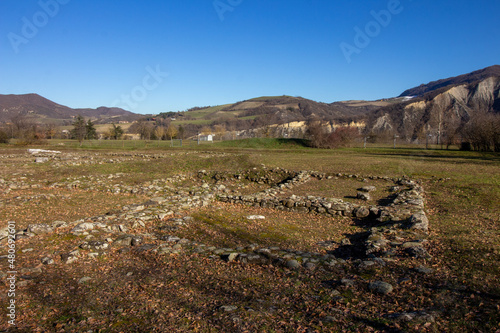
[163,96,295,127]
[40,138,217,150]
[0,139,498,332]
[25,137,456,152]
[171,104,234,126]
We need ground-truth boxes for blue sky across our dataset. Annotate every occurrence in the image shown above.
[1,0,499,114]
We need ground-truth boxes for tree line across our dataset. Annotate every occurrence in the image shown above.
[1,110,498,152]
[0,115,124,145]
[0,115,58,144]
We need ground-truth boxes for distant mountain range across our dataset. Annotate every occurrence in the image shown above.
[400,65,500,97]
[182,95,395,123]
[1,65,499,141]
[171,65,499,140]
[366,65,500,140]
[0,93,142,125]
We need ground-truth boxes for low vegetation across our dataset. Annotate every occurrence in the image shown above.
[0,140,498,332]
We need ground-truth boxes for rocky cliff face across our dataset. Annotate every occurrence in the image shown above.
[399,65,500,97]
[368,75,500,142]
[234,72,500,142]
[235,120,366,139]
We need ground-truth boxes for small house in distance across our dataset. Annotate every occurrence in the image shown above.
[199,134,213,142]
[61,129,70,139]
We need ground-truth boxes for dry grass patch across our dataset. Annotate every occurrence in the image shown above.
[276,177,392,204]
[175,202,361,252]
[0,188,147,230]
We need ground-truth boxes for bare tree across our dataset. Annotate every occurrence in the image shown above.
[130,120,155,140]
[325,126,360,148]
[11,115,31,139]
[200,126,212,136]
[442,116,461,149]
[461,112,500,151]
[44,123,58,140]
[214,124,226,141]
[305,120,328,148]
[11,115,44,145]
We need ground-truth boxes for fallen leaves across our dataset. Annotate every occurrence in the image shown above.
[0,148,498,332]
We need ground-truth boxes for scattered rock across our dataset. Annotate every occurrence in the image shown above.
[158,246,172,255]
[52,221,67,229]
[150,197,167,204]
[357,192,371,201]
[304,262,316,270]
[404,243,432,259]
[80,241,109,251]
[71,222,94,234]
[78,277,92,284]
[163,235,180,243]
[414,265,434,274]
[41,257,54,265]
[408,212,429,232]
[114,235,133,247]
[61,250,79,264]
[221,253,239,262]
[118,247,131,254]
[341,278,355,287]
[131,236,143,246]
[354,206,370,218]
[369,281,393,295]
[286,259,301,269]
[359,186,376,192]
[328,289,341,297]
[388,311,436,323]
[28,149,61,155]
[27,224,54,235]
[340,238,351,246]
[220,305,238,312]
[35,157,49,163]
[359,260,376,269]
[21,266,42,274]
[246,215,265,220]
[322,316,337,323]
[135,244,156,252]
[401,241,424,249]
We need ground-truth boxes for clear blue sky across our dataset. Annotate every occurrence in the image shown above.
[1,0,499,114]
